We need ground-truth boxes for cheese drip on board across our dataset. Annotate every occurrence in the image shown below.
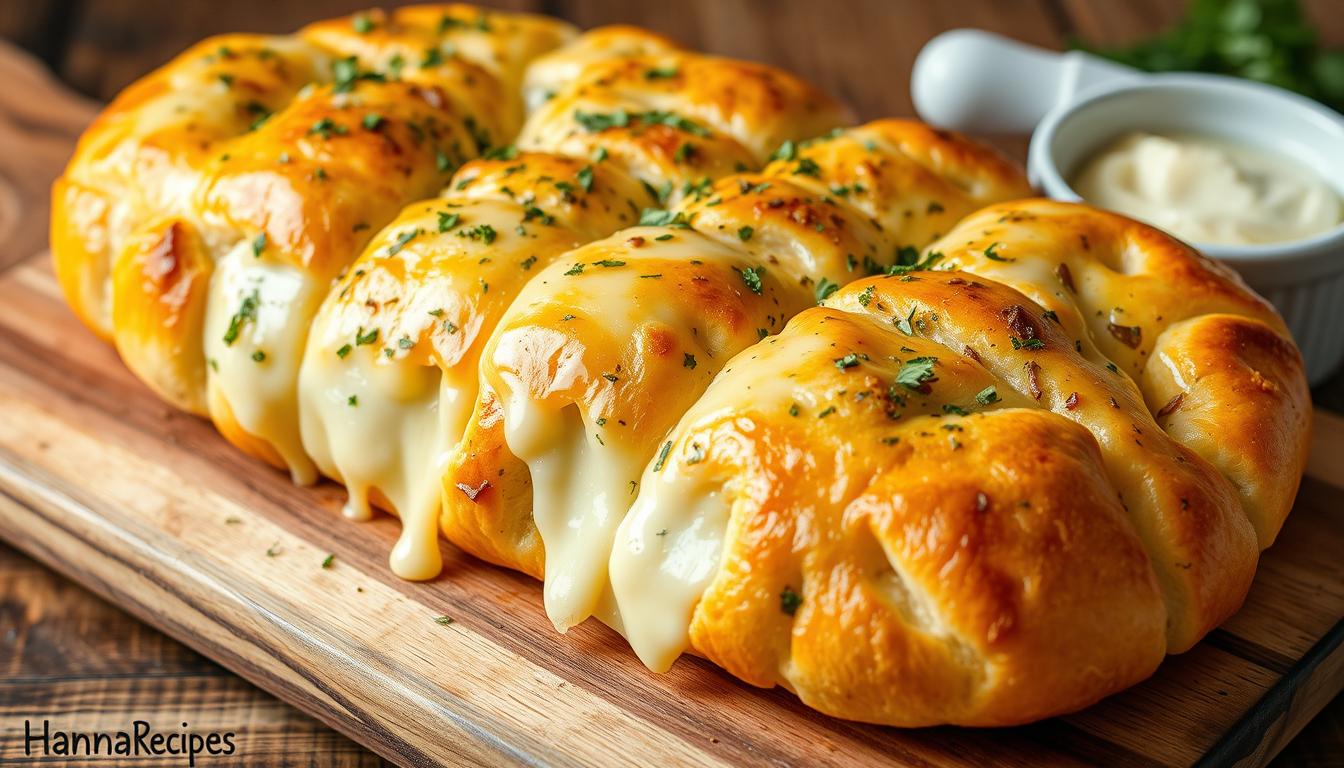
[483,227,811,631]
[297,199,587,580]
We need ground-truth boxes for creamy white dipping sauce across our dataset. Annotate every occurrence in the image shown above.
[1072,131,1342,246]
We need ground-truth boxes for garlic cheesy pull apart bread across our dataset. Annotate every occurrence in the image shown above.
[611,200,1308,725]
[53,4,1310,729]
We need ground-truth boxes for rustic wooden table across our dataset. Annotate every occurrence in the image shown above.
[1,1,1341,765]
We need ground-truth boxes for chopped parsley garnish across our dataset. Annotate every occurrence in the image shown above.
[222,290,260,346]
[322,554,335,568]
[386,229,421,256]
[653,440,673,471]
[737,226,754,241]
[574,109,629,131]
[251,232,266,258]
[638,208,689,227]
[738,265,764,294]
[362,113,385,131]
[857,285,875,307]
[780,586,802,615]
[683,353,697,369]
[770,140,797,162]
[984,242,1013,262]
[895,306,916,335]
[434,615,454,626]
[458,224,496,244]
[574,109,709,136]
[793,158,821,177]
[976,385,1000,405]
[576,164,594,192]
[352,13,374,33]
[564,263,584,276]
[834,352,861,370]
[308,117,347,138]
[895,356,937,390]
[942,403,968,416]
[355,327,379,346]
[644,65,679,79]
[815,277,839,303]
[347,395,358,407]
[336,343,352,358]
[593,259,626,267]
[331,56,385,94]
[251,350,266,362]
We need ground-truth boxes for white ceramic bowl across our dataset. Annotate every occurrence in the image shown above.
[915,31,1344,384]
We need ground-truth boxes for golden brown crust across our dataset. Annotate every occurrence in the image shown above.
[926,199,1310,550]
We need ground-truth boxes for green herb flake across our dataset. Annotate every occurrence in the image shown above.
[976,385,1000,405]
[737,226,754,241]
[738,265,764,295]
[780,586,802,615]
[653,440,673,471]
[307,117,347,139]
[815,277,839,304]
[251,232,267,258]
[771,140,797,162]
[222,290,260,346]
[683,353,697,370]
[984,242,1013,262]
[793,158,821,177]
[895,356,938,391]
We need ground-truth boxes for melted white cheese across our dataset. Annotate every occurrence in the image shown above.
[488,229,785,634]
[297,339,453,581]
[203,243,321,484]
[609,474,729,671]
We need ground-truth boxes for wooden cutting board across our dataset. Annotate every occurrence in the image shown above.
[0,251,1340,768]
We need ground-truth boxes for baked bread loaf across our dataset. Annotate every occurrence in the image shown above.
[52,4,1310,728]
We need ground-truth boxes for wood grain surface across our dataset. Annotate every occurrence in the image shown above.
[2,1,1344,765]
